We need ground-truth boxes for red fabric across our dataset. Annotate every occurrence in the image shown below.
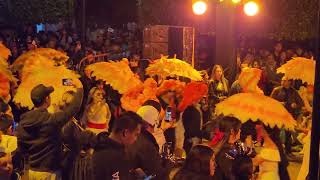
[210,128,225,146]
[87,121,107,129]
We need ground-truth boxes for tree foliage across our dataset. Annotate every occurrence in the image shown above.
[10,0,73,24]
[138,0,193,27]
[264,0,319,41]
[138,0,318,41]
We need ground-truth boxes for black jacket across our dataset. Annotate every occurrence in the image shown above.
[16,89,82,172]
[127,129,169,180]
[214,144,235,180]
[173,169,214,180]
[93,134,130,180]
[182,106,202,139]
[271,86,304,119]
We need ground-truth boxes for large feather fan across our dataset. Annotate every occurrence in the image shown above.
[215,93,296,130]
[121,78,158,112]
[146,57,202,81]
[14,65,82,110]
[156,79,186,97]
[14,53,56,80]
[13,48,68,70]
[0,43,11,60]
[85,59,143,94]
[277,57,315,84]
[0,64,16,102]
[178,82,208,112]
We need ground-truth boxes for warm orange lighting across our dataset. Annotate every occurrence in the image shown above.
[244,1,259,16]
[192,1,207,15]
[232,0,241,4]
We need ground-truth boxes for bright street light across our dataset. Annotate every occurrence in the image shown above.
[244,1,259,16]
[192,1,208,15]
[232,0,241,4]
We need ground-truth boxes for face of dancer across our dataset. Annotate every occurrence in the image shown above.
[93,89,104,103]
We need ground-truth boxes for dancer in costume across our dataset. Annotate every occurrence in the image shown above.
[82,87,111,134]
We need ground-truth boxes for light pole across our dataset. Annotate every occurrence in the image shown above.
[81,0,86,43]
[309,0,320,178]
[192,0,259,81]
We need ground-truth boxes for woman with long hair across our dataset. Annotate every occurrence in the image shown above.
[254,124,290,180]
[208,65,229,120]
[173,145,216,180]
[210,116,242,180]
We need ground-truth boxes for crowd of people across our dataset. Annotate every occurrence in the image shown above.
[1,22,142,70]
[0,22,315,180]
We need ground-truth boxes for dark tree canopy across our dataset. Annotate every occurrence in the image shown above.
[10,0,73,24]
[138,0,319,41]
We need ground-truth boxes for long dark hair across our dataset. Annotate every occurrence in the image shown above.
[179,145,214,176]
[213,116,242,154]
[264,126,290,180]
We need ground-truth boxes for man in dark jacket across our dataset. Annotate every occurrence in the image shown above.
[127,101,171,180]
[93,112,143,180]
[271,76,304,155]
[16,84,82,180]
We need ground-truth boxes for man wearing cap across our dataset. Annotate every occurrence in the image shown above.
[16,84,83,180]
[127,100,171,180]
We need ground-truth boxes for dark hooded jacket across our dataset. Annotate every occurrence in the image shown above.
[16,89,82,172]
[93,133,130,180]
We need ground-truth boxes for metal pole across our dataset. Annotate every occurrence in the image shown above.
[81,0,86,43]
[308,0,320,179]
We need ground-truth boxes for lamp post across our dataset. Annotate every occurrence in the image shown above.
[309,0,320,178]
[192,0,259,81]
[81,0,86,43]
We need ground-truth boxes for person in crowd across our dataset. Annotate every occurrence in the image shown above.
[232,155,253,180]
[182,99,205,154]
[173,145,216,180]
[58,91,97,180]
[208,65,229,120]
[71,41,85,69]
[16,84,82,180]
[273,42,283,63]
[92,112,143,180]
[127,100,171,180]
[250,60,268,92]
[279,51,288,66]
[0,148,13,180]
[254,124,290,180]
[0,114,17,154]
[0,98,13,118]
[158,90,178,151]
[210,116,242,180]
[82,87,111,134]
[271,76,304,155]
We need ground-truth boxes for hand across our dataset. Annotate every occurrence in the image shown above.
[161,119,176,131]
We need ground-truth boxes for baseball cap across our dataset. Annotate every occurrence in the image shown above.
[31,84,54,106]
[137,106,160,126]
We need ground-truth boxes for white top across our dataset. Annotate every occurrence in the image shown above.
[258,148,281,180]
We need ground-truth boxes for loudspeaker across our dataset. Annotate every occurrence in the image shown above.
[143,25,194,64]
